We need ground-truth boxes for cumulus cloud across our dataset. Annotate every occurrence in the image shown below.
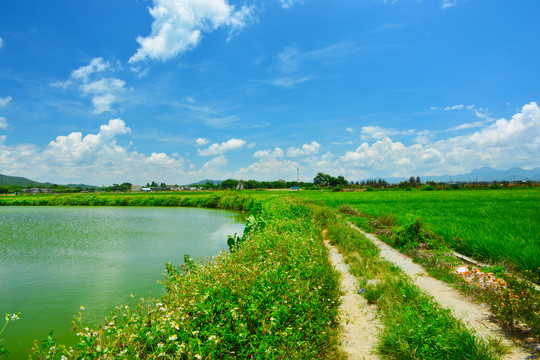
[129,0,255,64]
[196,137,209,146]
[235,158,300,180]
[0,96,12,107]
[198,138,246,155]
[286,141,320,157]
[253,147,284,158]
[51,58,126,114]
[0,37,3,48]
[0,117,7,130]
[468,102,540,150]
[341,102,540,176]
[0,119,188,184]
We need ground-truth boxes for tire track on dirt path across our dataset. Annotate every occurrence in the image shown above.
[325,240,381,360]
[349,223,532,360]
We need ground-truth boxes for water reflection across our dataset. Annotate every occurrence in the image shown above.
[0,206,245,358]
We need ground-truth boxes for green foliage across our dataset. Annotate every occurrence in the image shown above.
[27,197,343,359]
[393,217,423,248]
[313,172,348,188]
[421,185,434,191]
[296,188,540,276]
[0,313,21,358]
[314,209,503,359]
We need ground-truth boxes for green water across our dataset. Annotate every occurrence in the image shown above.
[0,206,245,359]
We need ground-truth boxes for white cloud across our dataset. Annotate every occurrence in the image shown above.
[188,155,230,178]
[51,58,126,114]
[0,117,7,130]
[447,121,489,132]
[468,102,540,150]
[0,37,3,48]
[72,57,110,82]
[235,158,300,180]
[0,96,12,107]
[0,119,188,184]
[287,141,320,157]
[443,104,475,111]
[341,102,540,176]
[269,76,312,88]
[269,41,352,87]
[441,0,458,9]
[254,147,284,158]
[196,137,209,146]
[129,0,255,63]
[198,138,246,155]
[279,0,302,8]
[361,126,416,140]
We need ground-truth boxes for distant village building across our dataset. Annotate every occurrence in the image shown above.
[236,181,245,190]
[22,188,52,194]
[168,186,184,191]
[131,185,142,192]
[142,188,151,192]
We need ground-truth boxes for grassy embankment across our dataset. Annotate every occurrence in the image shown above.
[0,193,506,359]
[296,188,540,337]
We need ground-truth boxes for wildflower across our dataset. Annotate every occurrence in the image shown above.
[80,306,85,310]
[168,334,177,341]
[195,355,202,359]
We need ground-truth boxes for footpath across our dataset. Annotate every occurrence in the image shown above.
[326,224,534,359]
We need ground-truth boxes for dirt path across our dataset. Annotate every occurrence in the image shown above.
[350,224,531,360]
[325,240,381,360]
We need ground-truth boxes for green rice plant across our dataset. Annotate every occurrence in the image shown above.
[317,208,506,360]
[297,188,540,276]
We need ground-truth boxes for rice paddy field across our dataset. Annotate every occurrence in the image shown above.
[293,188,540,276]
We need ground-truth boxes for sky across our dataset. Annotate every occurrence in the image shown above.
[0,0,539,186]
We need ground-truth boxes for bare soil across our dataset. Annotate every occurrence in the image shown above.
[351,224,533,360]
[325,240,381,360]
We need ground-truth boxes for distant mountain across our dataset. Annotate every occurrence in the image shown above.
[0,174,96,188]
[367,167,540,184]
[187,179,224,186]
[422,167,540,183]
[0,174,46,187]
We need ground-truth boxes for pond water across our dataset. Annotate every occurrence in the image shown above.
[0,206,245,358]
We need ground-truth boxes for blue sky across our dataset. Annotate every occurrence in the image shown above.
[0,0,539,185]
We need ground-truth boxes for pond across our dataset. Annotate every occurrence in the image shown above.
[0,206,245,358]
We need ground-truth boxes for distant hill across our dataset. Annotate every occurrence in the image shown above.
[0,174,96,188]
[187,179,224,186]
[362,167,540,184]
[422,167,540,183]
[0,174,46,187]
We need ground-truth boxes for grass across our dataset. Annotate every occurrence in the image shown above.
[314,206,506,360]
[0,191,530,358]
[295,188,540,276]
[335,197,540,340]
[24,197,345,359]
